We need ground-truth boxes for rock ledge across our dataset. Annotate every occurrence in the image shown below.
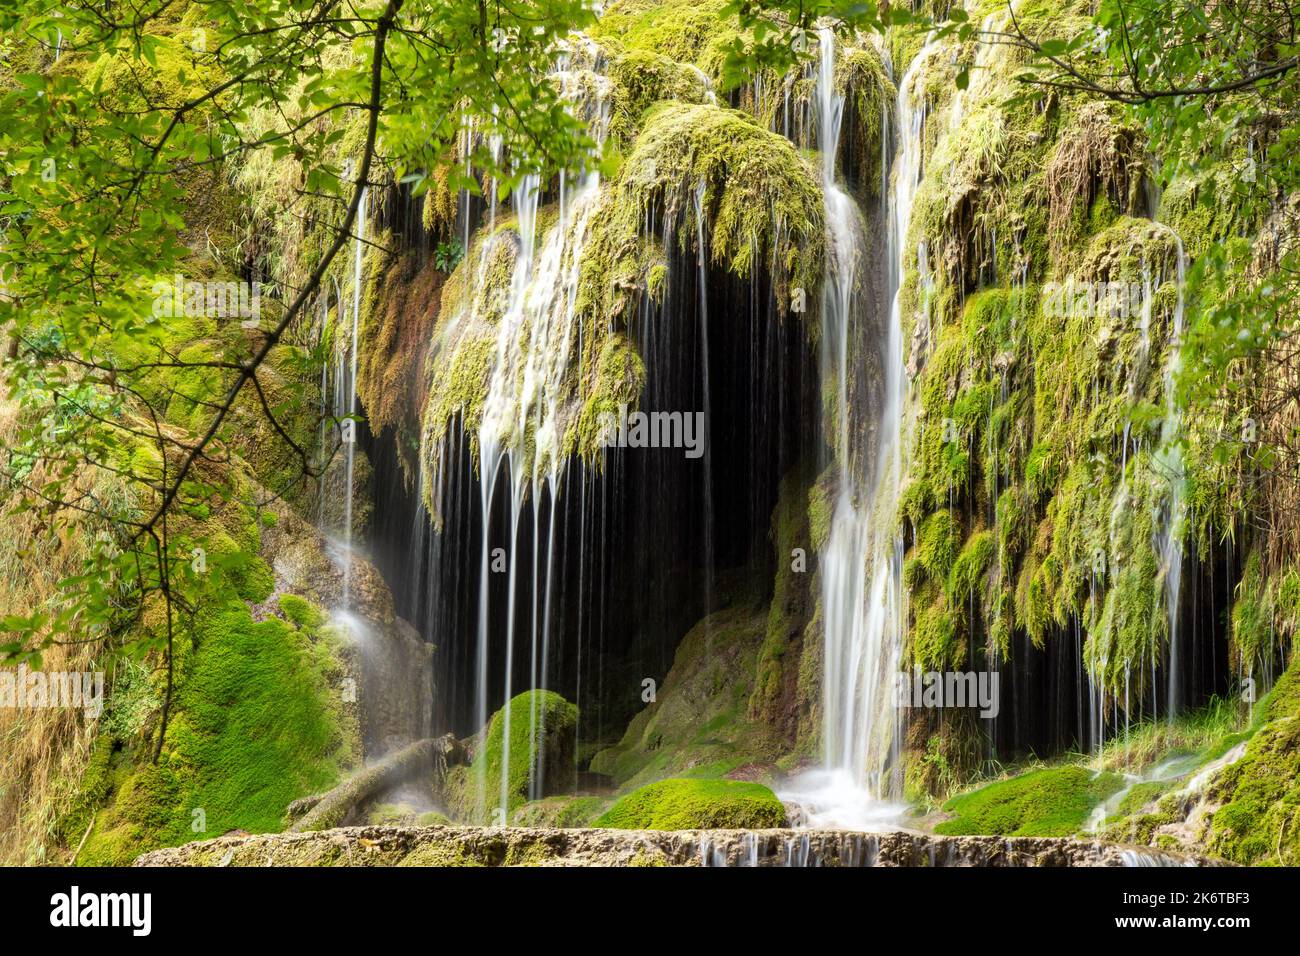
[133,825,1226,867]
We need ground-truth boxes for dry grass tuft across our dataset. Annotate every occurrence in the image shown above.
[0,397,131,863]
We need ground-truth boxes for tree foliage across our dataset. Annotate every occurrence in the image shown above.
[0,0,599,748]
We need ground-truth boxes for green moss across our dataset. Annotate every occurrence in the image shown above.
[511,794,609,828]
[917,509,960,580]
[588,603,780,791]
[936,766,1125,837]
[78,606,358,864]
[749,469,814,727]
[887,0,1209,727]
[607,48,710,145]
[1230,549,1272,672]
[593,777,786,830]
[572,332,647,461]
[94,663,156,747]
[278,593,326,631]
[949,529,994,604]
[1205,655,1300,865]
[206,533,275,604]
[422,330,497,465]
[590,0,738,84]
[1113,780,1175,819]
[834,45,895,198]
[902,212,1185,703]
[53,739,116,854]
[1157,159,1257,259]
[808,468,834,551]
[912,580,962,671]
[583,101,824,319]
[444,690,578,824]
[417,73,825,500]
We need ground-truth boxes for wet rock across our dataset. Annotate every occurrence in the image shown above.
[136,826,1226,868]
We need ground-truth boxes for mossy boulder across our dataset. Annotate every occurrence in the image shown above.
[588,101,824,316]
[594,778,786,830]
[443,690,579,824]
[935,766,1125,837]
[606,48,710,145]
[590,0,738,83]
[588,603,782,790]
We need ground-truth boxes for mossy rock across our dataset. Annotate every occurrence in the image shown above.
[596,101,824,315]
[607,47,710,144]
[511,795,610,828]
[1205,657,1300,865]
[594,778,786,830]
[587,604,781,790]
[590,0,738,82]
[278,593,327,631]
[443,690,579,824]
[77,606,359,865]
[935,766,1125,837]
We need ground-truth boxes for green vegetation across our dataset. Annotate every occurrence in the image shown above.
[594,778,786,830]
[512,795,610,828]
[936,766,1125,837]
[749,470,817,742]
[4,0,1300,871]
[75,584,359,865]
[591,0,739,84]
[1093,696,1243,775]
[443,690,579,824]
[606,48,711,145]
[589,604,783,791]
[1205,657,1300,865]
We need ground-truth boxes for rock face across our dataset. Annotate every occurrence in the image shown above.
[265,507,433,757]
[134,825,1225,868]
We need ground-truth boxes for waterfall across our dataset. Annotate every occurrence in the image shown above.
[341,186,368,614]
[1156,237,1187,720]
[782,29,939,828]
[815,27,891,792]
[468,56,611,822]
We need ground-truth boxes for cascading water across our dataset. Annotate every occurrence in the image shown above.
[1156,237,1188,720]
[317,190,368,627]
[342,186,369,615]
[468,53,611,822]
[781,29,936,828]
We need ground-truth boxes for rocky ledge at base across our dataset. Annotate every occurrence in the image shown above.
[132,826,1226,867]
